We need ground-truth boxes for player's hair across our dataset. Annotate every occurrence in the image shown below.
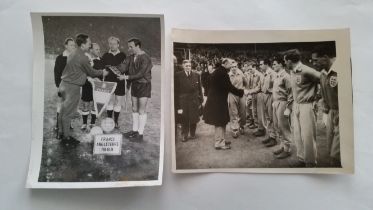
[222,58,230,64]
[272,56,285,66]
[173,55,177,63]
[128,37,141,48]
[312,43,336,58]
[75,34,89,47]
[108,36,120,44]
[64,37,74,45]
[244,60,257,68]
[90,43,99,49]
[258,57,271,66]
[284,49,301,63]
[182,59,191,65]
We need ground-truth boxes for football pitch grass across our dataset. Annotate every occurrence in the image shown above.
[38,57,161,182]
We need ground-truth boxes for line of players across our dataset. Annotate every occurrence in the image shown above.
[176,46,340,167]
[54,35,152,145]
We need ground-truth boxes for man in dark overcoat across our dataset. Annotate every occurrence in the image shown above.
[175,60,203,142]
[203,58,245,150]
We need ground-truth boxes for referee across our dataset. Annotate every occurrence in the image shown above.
[102,36,126,128]
[58,34,108,145]
[53,37,75,136]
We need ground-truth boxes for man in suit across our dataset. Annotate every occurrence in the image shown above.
[175,60,203,142]
[201,63,214,97]
[203,58,245,150]
[58,34,108,145]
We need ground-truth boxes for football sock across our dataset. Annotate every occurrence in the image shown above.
[56,112,59,128]
[90,113,96,125]
[132,112,139,132]
[82,114,88,125]
[107,110,113,118]
[138,114,147,135]
[114,111,120,124]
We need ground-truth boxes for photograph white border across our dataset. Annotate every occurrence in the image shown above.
[171,28,354,174]
[26,12,165,188]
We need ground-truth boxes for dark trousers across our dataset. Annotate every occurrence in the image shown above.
[181,121,197,138]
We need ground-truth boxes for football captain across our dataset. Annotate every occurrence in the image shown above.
[118,38,153,141]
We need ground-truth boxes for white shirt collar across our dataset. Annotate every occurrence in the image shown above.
[109,49,120,56]
[327,58,337,75]
[62,50,70,57]
[293,62,303,72]
[278,69,286,76]
[85,52,93,60]
[92,55,100,60]
[136,50,145,55]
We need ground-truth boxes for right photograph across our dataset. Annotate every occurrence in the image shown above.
[171,29,354,173]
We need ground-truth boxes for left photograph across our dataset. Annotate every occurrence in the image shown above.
[27,13,164,188]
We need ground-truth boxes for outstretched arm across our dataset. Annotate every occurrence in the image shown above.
[81,60,103,77]
[222,71,244,97]
[128,56,153,81]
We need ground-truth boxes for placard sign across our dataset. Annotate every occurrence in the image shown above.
[93,134,122,155]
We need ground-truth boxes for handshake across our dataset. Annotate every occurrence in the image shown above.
[243,89,252,96]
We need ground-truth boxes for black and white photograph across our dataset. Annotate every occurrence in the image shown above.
[172,29,354,173]
[27,13,164,188]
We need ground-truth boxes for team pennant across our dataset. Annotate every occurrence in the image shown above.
[107,65,123,77]
[91,80,117,117]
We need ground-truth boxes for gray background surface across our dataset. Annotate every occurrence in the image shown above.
[0,0,372,209]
